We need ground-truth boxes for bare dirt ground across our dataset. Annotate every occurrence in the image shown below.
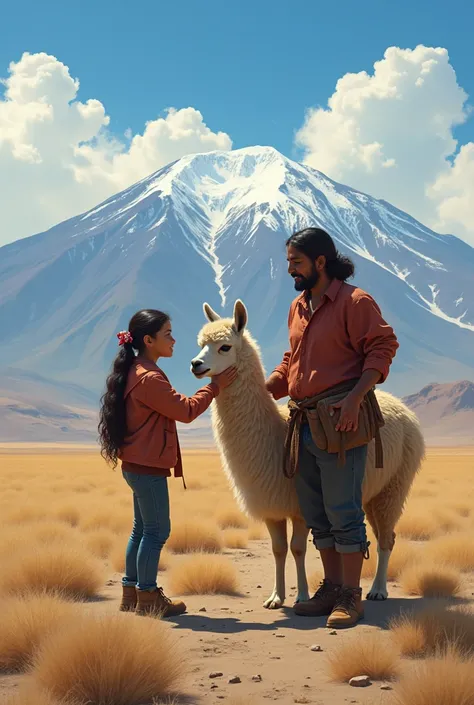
[0,446,473,705]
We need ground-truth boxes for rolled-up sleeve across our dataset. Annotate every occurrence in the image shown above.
[347,294,399,383]
[266,351,290,399]
[135,372,219,423]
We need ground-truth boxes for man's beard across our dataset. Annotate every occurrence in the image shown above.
[292,265,319,291]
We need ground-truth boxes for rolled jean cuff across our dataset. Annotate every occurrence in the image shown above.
[335,540,370,555]
[122,578,137,587]
[314,536,336,550]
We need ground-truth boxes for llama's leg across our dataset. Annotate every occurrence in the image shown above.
[363,497,388,600]
[366,476,405,601]
[264,518,288,609]
[367,543,393,601]
[290,518,310,604]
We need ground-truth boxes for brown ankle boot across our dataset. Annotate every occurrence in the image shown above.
[326,586,364,628]
[135,587,187,618]
[294,579,341,617]
[119,585,137,612]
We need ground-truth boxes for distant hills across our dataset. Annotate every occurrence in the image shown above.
[1,374,471,447]
[402,380,474,446]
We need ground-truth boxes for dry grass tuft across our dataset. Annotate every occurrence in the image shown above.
[390,603,474,658]
[167,521,222,554]
[327,631,400,682]
[449,501,472,518]
[424,532,474,572]
[4,504,50,524]
[396,510,438,540]
[168,553,239,595]
[392,647,474,705]
[216,508,249,530]
[32,613,184,705]
[0,543,105,600]
[24,521,80,547]
[0,593,78,673]
[433,508,464,533]
[84,529,117,559]
[223,529,249,549]
[0,683,71,705]
[80,510,131,535]
[54,503,82,527]
[248,522,266,540]
[400,562,462,598]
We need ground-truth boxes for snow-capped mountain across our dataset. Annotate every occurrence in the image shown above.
[0,146,473,399]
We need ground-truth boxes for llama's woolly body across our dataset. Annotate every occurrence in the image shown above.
[207,324,423,522]
[193,301,426,606]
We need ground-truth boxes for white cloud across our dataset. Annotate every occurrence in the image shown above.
[295,45,474,245]
[0,52,232,246]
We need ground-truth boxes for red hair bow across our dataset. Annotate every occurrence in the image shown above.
[117,330,133,346]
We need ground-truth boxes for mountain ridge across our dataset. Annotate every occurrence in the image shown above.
[402,379,474,445]
[0,145,473,400]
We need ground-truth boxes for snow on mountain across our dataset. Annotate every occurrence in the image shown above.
[0,145,473,400]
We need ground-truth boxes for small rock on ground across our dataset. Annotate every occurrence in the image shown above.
[380,684,393,690]
[209,672,223,679]
[229,676,241,684]
[252,675,262,682]
[349,675,372,688]
[310,644,322,652]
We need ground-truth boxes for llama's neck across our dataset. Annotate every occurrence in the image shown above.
[211,339,285,445]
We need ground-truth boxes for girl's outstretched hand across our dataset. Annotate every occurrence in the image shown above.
[212,366,238,390]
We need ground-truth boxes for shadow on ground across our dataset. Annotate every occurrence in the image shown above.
[167,595,471,634]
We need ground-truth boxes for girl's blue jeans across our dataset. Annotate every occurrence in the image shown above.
[121,471,171,591]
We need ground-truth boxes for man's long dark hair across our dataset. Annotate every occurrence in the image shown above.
[286,227,355,281]
[98,309,170,467]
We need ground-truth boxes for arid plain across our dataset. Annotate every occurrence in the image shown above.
[0,445,473,705]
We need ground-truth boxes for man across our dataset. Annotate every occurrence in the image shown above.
[265,227,399,628]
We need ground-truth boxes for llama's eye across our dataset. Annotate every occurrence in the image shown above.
[219,345,232,353]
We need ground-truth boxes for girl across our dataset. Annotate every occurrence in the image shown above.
[98,308,237,617]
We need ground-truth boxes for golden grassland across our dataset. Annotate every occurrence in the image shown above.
[0,445,473,704]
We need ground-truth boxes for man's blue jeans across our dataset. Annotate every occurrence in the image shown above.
[122,472,171,591]
[295,424,369,554]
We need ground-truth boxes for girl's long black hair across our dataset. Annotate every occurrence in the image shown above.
[98,309,170,467]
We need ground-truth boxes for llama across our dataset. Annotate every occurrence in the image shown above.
[190,299,425,609]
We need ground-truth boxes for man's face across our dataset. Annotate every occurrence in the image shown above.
[287,245,319,291]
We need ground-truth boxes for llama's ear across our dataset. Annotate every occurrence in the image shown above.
[203,302,221,322]
[233,299,248,333]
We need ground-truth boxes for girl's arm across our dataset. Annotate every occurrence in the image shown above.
[137,368,235,424]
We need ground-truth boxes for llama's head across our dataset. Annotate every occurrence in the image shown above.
[190,300,249,379]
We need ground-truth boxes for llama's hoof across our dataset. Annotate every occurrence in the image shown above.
[366,588,388,601]
[264,594,284,609]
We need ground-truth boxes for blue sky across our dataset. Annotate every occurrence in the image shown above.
[1,0,474,246]
[3,0,473,156]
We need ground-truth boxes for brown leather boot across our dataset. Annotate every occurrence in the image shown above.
[135,587,187,618]
[326,586,364,628]
[294,579,341,617]
[119,585,137,612]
